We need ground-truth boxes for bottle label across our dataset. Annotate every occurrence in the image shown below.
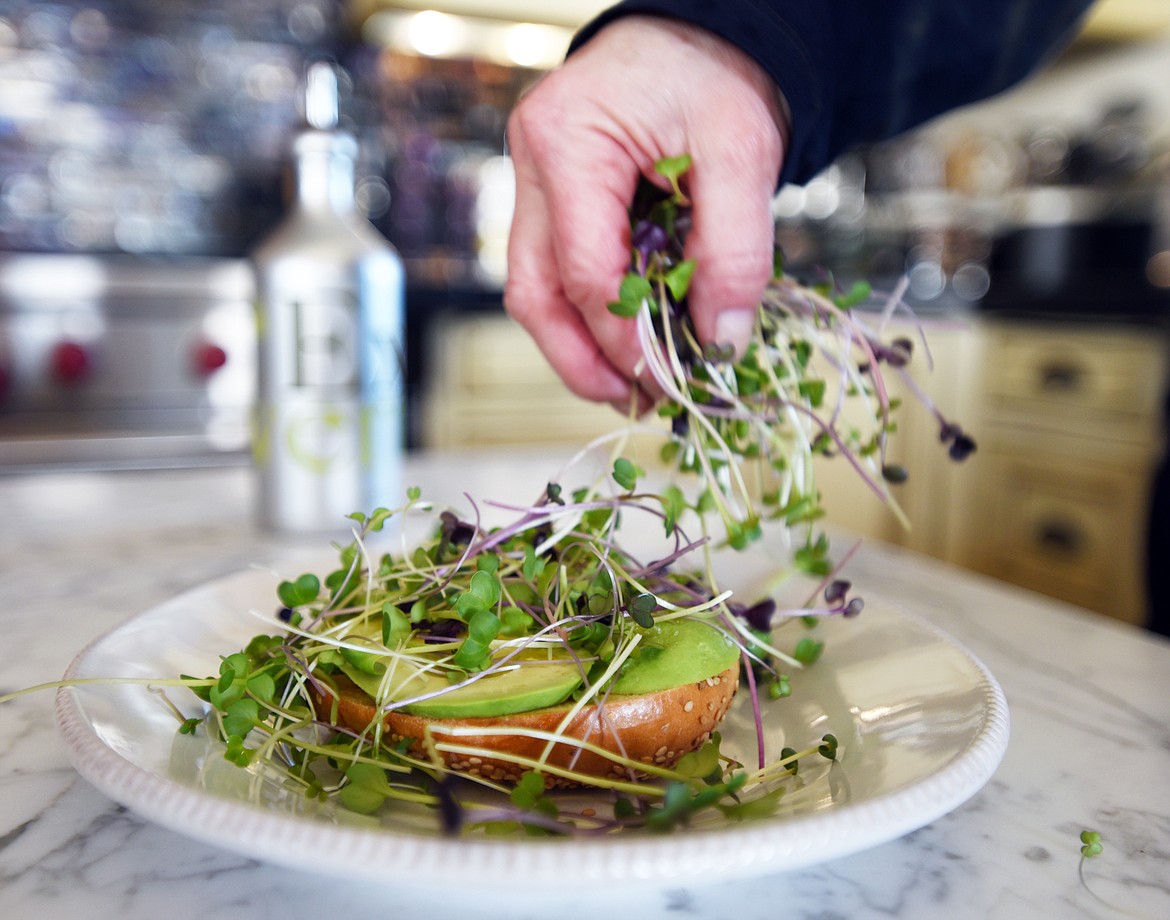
[289,292,359,391]
[255,270,404,532]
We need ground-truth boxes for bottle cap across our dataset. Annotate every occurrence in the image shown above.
[303,62,339,131]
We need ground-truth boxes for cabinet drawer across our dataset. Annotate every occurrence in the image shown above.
[985,323,1165,419]
[982,451,1147,623]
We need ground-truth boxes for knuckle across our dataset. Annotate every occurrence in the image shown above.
[558,258,603,311]
[502,276,541,326]
[696,249,773,304]
[508,85,571,157]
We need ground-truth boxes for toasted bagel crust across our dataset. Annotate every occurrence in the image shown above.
[311,668,739,787]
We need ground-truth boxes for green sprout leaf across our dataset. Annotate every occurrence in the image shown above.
[882,464,909,484]
[627,592,657,628]
[277,573,320,608]
[455,570,501,619]
[607,272,652,317]
[726,516,762,551]
[654,153,693,199]
[720,786,785,821]
[818,733,839,760]
[340,646,387,677]
[672,734,724,784]
[510,770,546,809]
[522,543,546,581]
[500,606,535,637]
[224,735,254,767]
[222,697,260,739]
[452,609,500,670]
[794,532,832,576]
[772,247,785,279]
[798,378,826,407]
[644,773,747,831]
[660,484,687,535]
[768,675,792,699]
[245,672,276,704]
[654,153,693,182]
[794,636,825,666]
[340,762,394,815]
[833,279,872,309]
[1079,829,1104,858]
[613,457,638,491]
[664,259,697,301]
[178,717,201,735]
[382,603,411,647]
[365,507,394,533]
[209,653,248,709]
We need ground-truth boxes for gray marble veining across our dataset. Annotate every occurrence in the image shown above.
[2,453,1167,920]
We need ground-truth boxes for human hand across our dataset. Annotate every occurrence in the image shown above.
[504,15,790,410]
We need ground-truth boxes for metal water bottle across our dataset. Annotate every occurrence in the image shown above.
[252,63,404,533]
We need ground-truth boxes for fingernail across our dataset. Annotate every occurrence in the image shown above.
[713,309,756,357]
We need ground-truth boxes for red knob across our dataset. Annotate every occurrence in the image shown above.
[192,342,228,377]
[51,341,91,385]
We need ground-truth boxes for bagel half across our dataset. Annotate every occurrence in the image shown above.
[310,668,739,788]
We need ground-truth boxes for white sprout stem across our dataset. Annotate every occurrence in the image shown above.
[720,612,804,670]
[877,274,910,332]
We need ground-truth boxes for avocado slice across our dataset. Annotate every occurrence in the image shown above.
[611,618,740,695]
[338,650,585,719]
[335,616,739,719]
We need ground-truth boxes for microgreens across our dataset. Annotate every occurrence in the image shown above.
[1080,829,1104,858]
[612,155,975,559]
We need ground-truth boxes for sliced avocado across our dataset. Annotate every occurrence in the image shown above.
[338,651,584,719]
[610,618,739,695]
[333,616,738,719]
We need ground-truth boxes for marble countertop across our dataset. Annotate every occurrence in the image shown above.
[1,449,1168,920]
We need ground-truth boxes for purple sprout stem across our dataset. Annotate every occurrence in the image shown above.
[741,649,766,771]
[281,644,331,699]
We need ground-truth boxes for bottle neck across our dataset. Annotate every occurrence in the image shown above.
[294,133,357,214]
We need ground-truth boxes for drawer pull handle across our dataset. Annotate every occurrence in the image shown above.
[1038,362,1084,392]
[1035,520,1082,555]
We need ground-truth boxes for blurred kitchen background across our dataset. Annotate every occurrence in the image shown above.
[1,0,1169,628]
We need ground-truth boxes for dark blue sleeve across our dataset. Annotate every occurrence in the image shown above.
[570,0,1095,185]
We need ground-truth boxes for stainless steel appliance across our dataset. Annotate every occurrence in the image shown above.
[0,254,256,471]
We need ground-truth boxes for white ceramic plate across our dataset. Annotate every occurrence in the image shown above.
[56,567,1008,891]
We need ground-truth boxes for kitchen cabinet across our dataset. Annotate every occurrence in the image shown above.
[807,317,985,564]
[966,319,1168,624]
[422,312,626,448]
[1079,0,1170,42]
